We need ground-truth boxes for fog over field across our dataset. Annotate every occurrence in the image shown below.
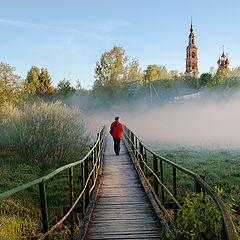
[88,95,240,148]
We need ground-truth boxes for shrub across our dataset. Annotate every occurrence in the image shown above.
[0,102,20,152]
[5,101,90,168]
[0,199,41,240]
[171,187,237,240]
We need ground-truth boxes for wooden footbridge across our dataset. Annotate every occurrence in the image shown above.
[0,125,239,240]
[82,135,164,240]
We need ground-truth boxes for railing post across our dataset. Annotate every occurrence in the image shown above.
[89,147,94,190]
[69,167,74,240]
[93,147,96,182]
[160,159,164,205]
[131,132,135,155]
[82,161,85,215]
[139,142,144,171]
[80,162,83,222]
[194,175,205,194]
[85,157,89,208]
[145,148,148,179]
[39,181,49,240]
[173,167,177,220]
[135,137,139,164]
[98,138,101,163]
[221,220,227,240]
[153,155,159,197]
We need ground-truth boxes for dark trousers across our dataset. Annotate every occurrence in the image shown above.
[113,138,121,155]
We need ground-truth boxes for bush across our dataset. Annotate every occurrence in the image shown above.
[0,102,20,152]
[0,199,41,240]
[3,101,90,168]
[171,187,238,240]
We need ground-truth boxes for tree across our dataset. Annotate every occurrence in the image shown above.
[94,46,128,87]
[37,68,54,96]
[24,66,41,97]
[212,69,229,86]
[199,73,213,87]
[26,66,40,84]
[127,59,143,82]
[0,62,21,106]
[143,65,173,83]
[94,46,143,88]
[56,79,76,96]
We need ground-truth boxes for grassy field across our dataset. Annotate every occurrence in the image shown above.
[0,154,90,240]
[145,142,240,213]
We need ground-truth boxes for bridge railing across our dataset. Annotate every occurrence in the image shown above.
[123,125,238,240]
[0,126,105,240]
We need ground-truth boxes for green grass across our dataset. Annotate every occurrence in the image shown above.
[145,142,240,213]
[0,153,90,239]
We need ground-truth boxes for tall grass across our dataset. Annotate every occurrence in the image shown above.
[0,101,92,239]
[0,101,90,168]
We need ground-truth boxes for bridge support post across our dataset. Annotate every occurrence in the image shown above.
[92,147,95,183]
[160,159,164,205]
[139,142,144,171]
[89,146,94,190]
[195,175,205,194]
[173,167,177,220]
[39,181,49,240]
[144,148,148,179]
[221,220,227,240]
[153,155,159,197]
[135,137,139,165]
[85,157,89,208]
[69,167,74,240]
[80,162,84,222]
[131,132,135,155]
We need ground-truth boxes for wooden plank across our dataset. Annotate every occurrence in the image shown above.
[83,135,163,240]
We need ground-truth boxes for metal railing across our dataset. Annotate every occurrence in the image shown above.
[123,125,239,240]
[0,126,105,240]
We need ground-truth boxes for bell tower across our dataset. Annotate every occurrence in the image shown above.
[186,18,198,74]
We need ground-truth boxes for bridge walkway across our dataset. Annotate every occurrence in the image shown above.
[85,134,163,240]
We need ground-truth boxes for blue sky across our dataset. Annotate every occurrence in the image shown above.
[1,0,240,88]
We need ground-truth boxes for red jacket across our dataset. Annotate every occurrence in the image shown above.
[110,121,124,139]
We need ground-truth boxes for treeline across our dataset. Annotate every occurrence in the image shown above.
[1,46,240,111]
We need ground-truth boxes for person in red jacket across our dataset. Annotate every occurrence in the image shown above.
[110,116,124,155]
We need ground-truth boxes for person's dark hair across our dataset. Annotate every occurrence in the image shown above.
[115,116,120,120]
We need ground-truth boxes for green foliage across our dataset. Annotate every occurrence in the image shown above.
[26,66,40,83]
[55,79,76,97]
[0,62,26,106]
[0,102,20,151]
[94,46,143,88]
[0,159,82,239]
[94,46,128,86]
[171,188,237,240]
[24,66,41,96]
[199,73,213,87]
[3,101,90,168]
[0,199,41,240]
[37,68,54,96]
[143,65,175,82]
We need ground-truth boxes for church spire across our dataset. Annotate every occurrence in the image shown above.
[221,45,226,58]
[190,17,193,33]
